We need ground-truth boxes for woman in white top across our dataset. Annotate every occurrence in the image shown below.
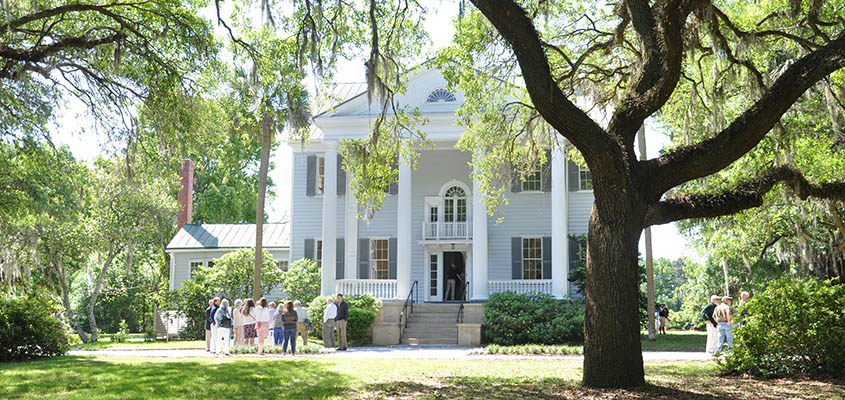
[255,297,270,355]
[242,298,257,346]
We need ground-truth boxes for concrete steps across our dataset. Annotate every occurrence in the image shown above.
[400,303,462,345]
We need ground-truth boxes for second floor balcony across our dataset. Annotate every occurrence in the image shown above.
[422,221,472,241]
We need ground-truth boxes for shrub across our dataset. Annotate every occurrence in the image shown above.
[308,295,377,344]
[0,290,70,362]
[279,259,321,305]
[722,277,845,377]
[483,291,584,345]
[169,248,283,339]
[112,320,129,343]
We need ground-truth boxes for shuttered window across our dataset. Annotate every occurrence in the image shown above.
[317,156,325,195]
[370,239,389,279]
[579,167,593,191]
[316,239,323,267]
[522,168,542,191]
[522,237,543,279]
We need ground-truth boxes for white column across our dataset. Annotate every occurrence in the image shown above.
[551,142,569,298]
[465,250,473,300]
[471,158,488,300]
[321,143,338,296]
[344,176,358,279]
[396,154,413,298]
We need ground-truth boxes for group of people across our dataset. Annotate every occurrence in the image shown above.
[700,291,750,356]
[204,296,310,356]
[321,294,349,351]
[656,304,670,335]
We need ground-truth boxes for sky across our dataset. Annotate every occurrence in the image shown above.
[51,1,700,262]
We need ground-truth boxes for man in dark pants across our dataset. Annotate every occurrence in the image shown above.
[204,299,214,352]
[335,294,349,351]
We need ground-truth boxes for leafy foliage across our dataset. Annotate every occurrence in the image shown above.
[0,289,69,361]
[308,294,379,344]
[723,277,845,378]
[483,292,584,345]
[279,258,320,306]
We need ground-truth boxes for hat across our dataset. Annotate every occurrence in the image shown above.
[710,295,720,302]
[722,296,733,302]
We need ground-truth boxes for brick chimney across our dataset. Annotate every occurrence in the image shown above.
[177,159,194,230]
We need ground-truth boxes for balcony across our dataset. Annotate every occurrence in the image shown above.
[422,221,472,241]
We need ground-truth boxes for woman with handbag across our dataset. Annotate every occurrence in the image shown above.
[215,299,233,355]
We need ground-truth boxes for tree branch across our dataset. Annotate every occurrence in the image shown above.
[0,33,126,63]
[648,31,845,195]
[645,165,845,226]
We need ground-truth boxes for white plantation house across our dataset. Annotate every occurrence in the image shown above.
[289,69,593,305]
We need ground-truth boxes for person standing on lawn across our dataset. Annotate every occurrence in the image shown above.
[215,299,233,355]
[204,299,214,352]
[268,301,277,346]
[737,291,751,328]
[335,294,349,351]
[658,304,670,335]
[322,297,337,348]
[209,297,220,354]
[294,300,309,346]
[255,297,270,355]
[701,295,720,354]
[242,298,257,346]
[232,299,244,346]
[273,302,286,347]
[281,301,298,355]
[714,296,734,355]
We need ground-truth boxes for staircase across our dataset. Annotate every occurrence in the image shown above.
[400,303,461,345]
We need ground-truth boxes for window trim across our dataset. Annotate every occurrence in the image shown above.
[521,236,544,280]
[369,238,390,280]
[315,155,326,197]
[578,166,594,192]
[315,238,323,267]
[521,168,544,192]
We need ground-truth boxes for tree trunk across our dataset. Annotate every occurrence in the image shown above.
[87,250,117,342]
[253,111,273,300]
[721,258,730,296]
[583,188,646,388]
[58,256,90,343]
[637,125,656,341]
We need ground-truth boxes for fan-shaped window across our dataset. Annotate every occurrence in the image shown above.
[445,186,465,198]
[426,88,456,103]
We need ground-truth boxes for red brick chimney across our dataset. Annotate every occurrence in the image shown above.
[177,159,194,230]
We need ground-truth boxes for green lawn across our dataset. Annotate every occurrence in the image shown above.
[72,339,207,350]
[1,356,842,399]
[639,330,705,352]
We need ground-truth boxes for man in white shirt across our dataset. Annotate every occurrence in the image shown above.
[322,298,337,348]
[294,300,309,346]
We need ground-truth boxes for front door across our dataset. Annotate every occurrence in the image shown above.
[443,251,466,302]
[428,253,442,302]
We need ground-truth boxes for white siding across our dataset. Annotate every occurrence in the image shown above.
[170,248,289,300]
[289,151,346,262]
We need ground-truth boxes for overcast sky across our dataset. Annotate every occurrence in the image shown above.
[51,1,700,262]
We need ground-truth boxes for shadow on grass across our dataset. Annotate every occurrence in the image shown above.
[0,356,348,400]
[358,376,729,400]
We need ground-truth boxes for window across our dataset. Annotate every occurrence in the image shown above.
[522,168,542,191]
[429,254,438,296]
[316,239,323,267]
[444,186,467,223]
[190,261,204,278]
[579,167,593,191]
[277,260,289,272]
[370,239,389,279]
[316,156,325,195]
[426,88,456,103]
[522,237,543,280]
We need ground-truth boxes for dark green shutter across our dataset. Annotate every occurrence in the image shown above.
[304,238,315,261]
[388,238,397,279]
[306,155,317,196]
[358,238,370,279]
[542,150,552,192]
[511,237,522,279]
[568,161,580,192]
[337,154,346,195]
[336,238,345,279]
[542,236,552,279]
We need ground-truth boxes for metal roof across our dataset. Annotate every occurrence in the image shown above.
[166,223,289,250]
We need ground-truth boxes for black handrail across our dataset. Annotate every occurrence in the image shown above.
[399,280,418,334]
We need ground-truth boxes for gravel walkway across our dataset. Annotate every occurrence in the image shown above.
[69,346,715,361]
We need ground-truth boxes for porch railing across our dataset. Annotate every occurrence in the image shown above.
[335,279,398,299]
[488,280,553,295]
[422,221,472,240]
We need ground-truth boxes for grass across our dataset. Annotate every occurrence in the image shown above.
[1,356,842,399]
[72,340,207,350]
[475,330,706,355]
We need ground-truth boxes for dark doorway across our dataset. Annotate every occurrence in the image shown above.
[443,251,466,302]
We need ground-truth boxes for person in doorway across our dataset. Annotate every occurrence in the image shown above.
[281,301,298,355]
[242,298,257,346]
[273,302,285,347]
[209,297,220,354]
[658,304,670,335]
[335,294,348,351]
[232,299,244,346]
[215,299,233,355]
[701,295,720,355]
[714,296,733,355]
[204,299,214,352]
[322,298,337,348]
[294,300,309,346]
[445,264,457,301]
